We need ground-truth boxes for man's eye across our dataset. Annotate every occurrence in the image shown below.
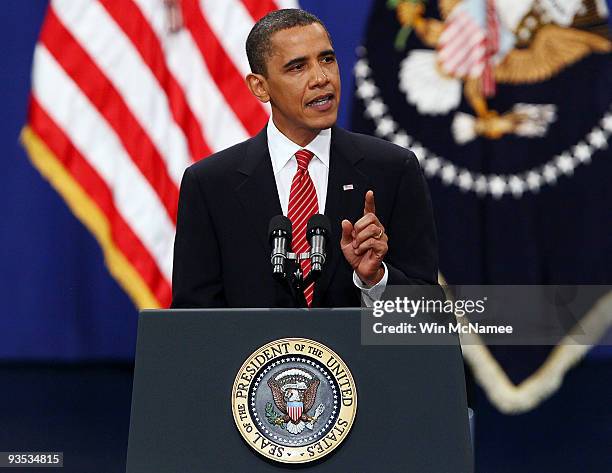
[322,56,335,63]
[291,63,304,71]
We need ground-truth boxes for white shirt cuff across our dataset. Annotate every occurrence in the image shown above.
[353,262,388,307]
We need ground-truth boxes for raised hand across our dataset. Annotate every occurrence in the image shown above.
[340,190,388,286]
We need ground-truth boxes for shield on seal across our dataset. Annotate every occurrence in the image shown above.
[287,401,303,423]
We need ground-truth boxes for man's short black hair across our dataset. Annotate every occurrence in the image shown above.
[246,9,331,76]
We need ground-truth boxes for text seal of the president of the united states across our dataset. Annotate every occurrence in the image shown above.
[231,338,357,464]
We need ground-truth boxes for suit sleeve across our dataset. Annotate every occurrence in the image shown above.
[171,167,227,308]
[385,151,439,286]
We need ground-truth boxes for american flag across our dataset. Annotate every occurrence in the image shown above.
[22,0,297,309]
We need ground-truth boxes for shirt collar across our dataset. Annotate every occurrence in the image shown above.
[267,117,331,175]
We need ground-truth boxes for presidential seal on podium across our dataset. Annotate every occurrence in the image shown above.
[231,338,357,464]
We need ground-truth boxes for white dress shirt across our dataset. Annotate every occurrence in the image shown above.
[266,118,388,305]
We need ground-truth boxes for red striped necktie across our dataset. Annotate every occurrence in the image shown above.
[287,149,319,307]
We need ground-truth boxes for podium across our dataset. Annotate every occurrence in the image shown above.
[127,309,473,472]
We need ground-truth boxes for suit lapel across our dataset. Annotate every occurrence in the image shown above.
[314,127,370,305]
[235,126,370,306]
[235,128,283,253]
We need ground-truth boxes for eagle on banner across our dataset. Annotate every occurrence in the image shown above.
[391,0,611,143]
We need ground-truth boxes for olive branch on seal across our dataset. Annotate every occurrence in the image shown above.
[388,0,428,50]
[265,402,286,428]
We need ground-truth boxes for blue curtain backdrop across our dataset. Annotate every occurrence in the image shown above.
[1,0,610,361]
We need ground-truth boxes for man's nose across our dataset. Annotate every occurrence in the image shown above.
[311,64,329,87]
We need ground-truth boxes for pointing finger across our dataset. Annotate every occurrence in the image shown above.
[364,190,376,215]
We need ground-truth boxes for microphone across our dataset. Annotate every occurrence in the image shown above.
[306,214,331,274]
[268,215,292,280]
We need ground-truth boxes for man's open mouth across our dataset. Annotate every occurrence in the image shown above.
[306,94,334,108]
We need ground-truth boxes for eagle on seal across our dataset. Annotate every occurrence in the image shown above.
[267,368,323,435]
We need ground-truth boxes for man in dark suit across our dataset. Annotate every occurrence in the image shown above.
[171,9,438,308]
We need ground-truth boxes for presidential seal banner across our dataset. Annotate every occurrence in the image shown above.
[231,338,357,464]
[351,0,612,413]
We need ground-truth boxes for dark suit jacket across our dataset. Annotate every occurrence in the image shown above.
[171,126,438,308]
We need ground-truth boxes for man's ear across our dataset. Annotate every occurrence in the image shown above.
[246,73,270,103]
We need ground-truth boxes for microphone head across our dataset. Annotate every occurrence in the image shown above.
[268,215,292,244]
[306,214,331,239]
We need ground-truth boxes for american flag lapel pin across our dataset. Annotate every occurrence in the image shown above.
[343,184,354,191]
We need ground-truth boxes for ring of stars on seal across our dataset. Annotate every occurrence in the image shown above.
[250,356,339,446]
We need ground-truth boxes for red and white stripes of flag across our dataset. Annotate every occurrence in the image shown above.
[23,0,294,308]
